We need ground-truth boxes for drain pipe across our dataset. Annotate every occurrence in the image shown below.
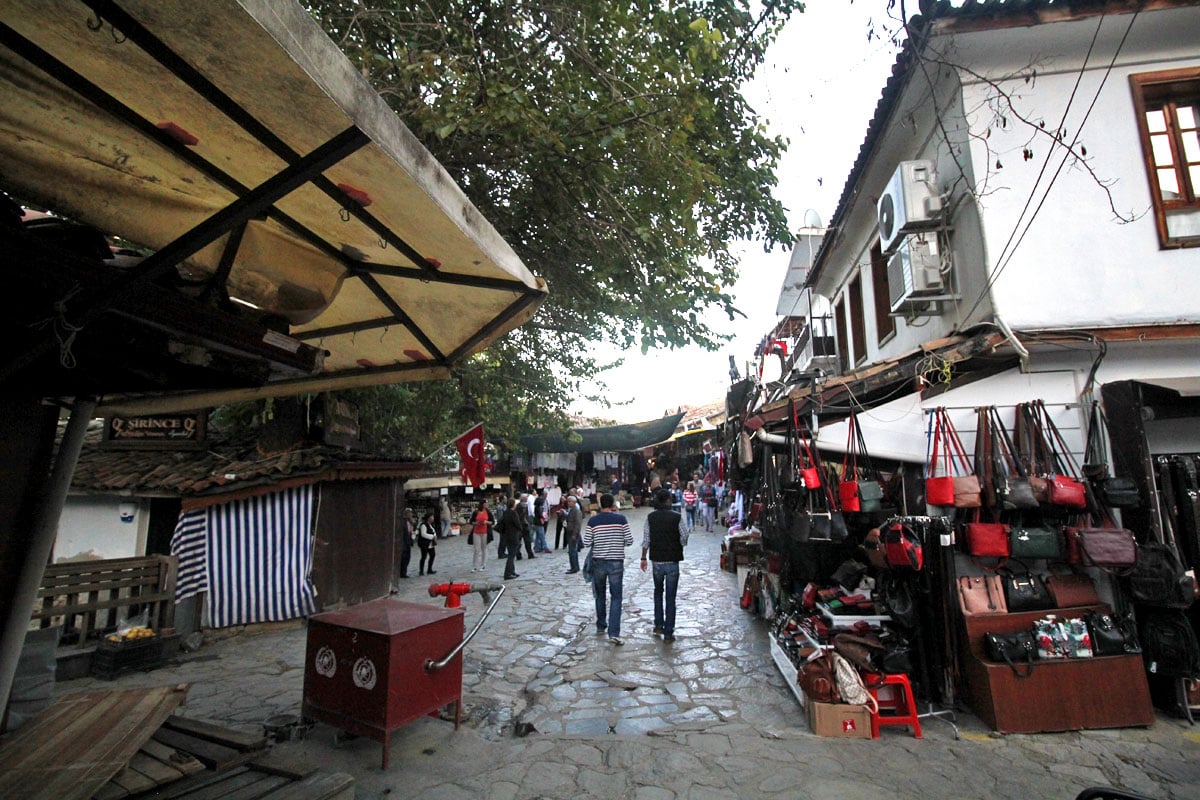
[0,397,96,716]
[993,315,1031,373]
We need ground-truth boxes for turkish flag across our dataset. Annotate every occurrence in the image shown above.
[455,424,486,488]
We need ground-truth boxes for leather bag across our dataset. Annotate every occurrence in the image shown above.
[841,410,881,513]
[1009,525,1063,560]
[1002,571,1053,612]
[1070,527,1137,569]
[1098,477,1140,508]
[1044,573,1100,608]
[998,476,1039,510]
[1045,474,1087,509]
[1086,610,1141,656]
[925,408,960,506]
[964,521,1011,558]
[957,574,1007,614]
[953,475,983,509]
[798,651,841,704]
[1130,541,1196,608]
[882,522,923,570]
[984,631,1036,677]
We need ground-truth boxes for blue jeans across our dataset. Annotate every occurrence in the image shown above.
[653,561,680,635]
[685,505,697,529]
[591,558,625,638]
[533,523,547,552]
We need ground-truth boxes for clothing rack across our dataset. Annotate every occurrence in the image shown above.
[884,515,960,739]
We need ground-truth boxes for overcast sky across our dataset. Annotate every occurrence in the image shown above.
[572,2,904,424]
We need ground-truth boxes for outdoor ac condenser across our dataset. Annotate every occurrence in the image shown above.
[887,234,944,313]
[877,160,942,254]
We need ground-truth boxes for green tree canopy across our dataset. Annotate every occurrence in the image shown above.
[289,1,801,454]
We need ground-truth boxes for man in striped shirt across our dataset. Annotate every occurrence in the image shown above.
[581,493,633,645]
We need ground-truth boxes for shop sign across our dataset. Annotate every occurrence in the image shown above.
[102,412,207,449]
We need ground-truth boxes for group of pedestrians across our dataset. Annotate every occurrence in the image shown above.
[582,489,688,646]
[410,487,690,648]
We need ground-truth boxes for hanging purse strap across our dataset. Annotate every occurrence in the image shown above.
[941,408,974,477]
[1035,399,1082,479]
[927,408,943,479]
[843,410,859,482]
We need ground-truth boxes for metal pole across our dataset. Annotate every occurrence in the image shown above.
[0,397,96,715]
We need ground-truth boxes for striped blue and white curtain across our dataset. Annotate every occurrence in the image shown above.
[170,508,208,602]
[170,485,318,628]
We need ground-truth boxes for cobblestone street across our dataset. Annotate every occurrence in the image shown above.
[64,505,1200,799]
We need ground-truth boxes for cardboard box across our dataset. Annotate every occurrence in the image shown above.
[807,700,873,739]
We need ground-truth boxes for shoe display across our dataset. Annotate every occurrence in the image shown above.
[608,636,624,646]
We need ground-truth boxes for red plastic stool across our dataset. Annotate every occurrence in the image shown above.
[868,673,922,739]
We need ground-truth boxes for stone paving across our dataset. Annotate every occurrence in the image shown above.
[61,505,1200,799]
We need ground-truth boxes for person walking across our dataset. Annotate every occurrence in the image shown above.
[563,494,583,574]
[640,488,688,641]
[681,482,698,531]
[398,508,414,579]
[699,479,717,532]
[439,496,452,538]
[469,499,492,572]
[498,498,522,579]
[417,511,438,575]
[533,489,550,553]
[581,493,633,645]
[518,493,536,560]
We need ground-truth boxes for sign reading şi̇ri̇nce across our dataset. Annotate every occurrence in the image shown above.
[102,412,207,449]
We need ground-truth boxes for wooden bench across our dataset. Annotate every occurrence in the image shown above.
[33,555,177,647]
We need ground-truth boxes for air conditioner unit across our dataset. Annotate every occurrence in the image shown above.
[888,234,944,312]
[877,160,942,253]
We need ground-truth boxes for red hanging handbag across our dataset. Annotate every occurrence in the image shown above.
[882,522,924,570]
[925,409,956,506]
[1045,474,1087,508]
[964,521,1011,558]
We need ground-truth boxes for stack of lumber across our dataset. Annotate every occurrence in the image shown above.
[0,686,353,800]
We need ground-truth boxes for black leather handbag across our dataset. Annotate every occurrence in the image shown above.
[1085,611,1141,656]
[1002,571,1053,612]
[984,630,1037,677]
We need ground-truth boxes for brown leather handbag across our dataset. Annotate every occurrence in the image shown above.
[1043,573,1101,608]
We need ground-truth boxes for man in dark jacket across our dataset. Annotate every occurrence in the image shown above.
[498,498,523,579]
[563,495,583,574]
[640,488,688,641]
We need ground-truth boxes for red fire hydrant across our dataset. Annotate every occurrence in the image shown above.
[428,582,501,608]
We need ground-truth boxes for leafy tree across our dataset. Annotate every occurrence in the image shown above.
[281,1,801,452]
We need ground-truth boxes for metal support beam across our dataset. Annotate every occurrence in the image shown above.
[0,397,96,717]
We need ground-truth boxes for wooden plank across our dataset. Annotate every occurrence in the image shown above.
[106,763,157,795]
[151,728,245,771]
[0,685,189,800]
[263,772,356,800]
[31,592,170,620]
[133,766,254,800]
[125,749,186,785]
[140,739,205,776]
[249,751,319,781]
[162,716,267,752]
[91,779,129,800]
[214,774,288,800]
[169,770,273,800]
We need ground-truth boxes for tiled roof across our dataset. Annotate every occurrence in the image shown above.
[69,425,422,498]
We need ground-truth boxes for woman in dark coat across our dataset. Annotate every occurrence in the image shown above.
[498,498,523,580]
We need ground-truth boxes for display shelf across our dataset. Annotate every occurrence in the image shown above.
[770,637,807,708]
[960,604,1153,733]
[817,602,890,628]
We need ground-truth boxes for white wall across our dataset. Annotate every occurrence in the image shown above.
[956,17,1200,330]
[55,497,147,562]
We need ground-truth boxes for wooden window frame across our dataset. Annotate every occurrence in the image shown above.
[848,273,867,366]
[834,296,849,374]
[870,241,897,345]
[1130,67,1200,248]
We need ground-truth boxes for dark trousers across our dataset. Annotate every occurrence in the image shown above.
[522,529,534,557]
[554,514,565,549]
[399,544,412,577]
[567,536,580,571]
[419,545,436,574]
[503,550,518,578]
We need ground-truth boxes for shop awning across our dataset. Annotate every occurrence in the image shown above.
[522,413,685,453]
[0,0,546,412]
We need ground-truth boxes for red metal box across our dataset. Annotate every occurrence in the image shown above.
[302,597,464,767]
